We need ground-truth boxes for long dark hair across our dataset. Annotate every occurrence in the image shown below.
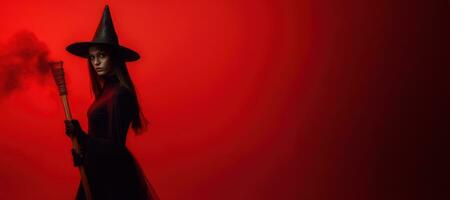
[87,46,148,134]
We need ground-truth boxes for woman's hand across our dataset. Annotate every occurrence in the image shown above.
[64,120,88,146]
[64,120,88,167]
[64,120,84,137]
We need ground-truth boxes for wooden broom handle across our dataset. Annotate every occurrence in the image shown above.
[61,95,72,120]
[61,94,92,200]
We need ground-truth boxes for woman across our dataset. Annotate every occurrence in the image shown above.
[64,5,159,200]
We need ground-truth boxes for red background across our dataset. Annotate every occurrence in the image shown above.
[0,1,447,200]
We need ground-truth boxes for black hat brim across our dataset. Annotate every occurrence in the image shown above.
[66,42,140,62]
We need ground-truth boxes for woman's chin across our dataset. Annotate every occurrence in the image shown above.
[97,71,107,76]
[98,72,114,78]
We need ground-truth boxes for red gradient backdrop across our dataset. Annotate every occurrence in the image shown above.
[0,1,447,200]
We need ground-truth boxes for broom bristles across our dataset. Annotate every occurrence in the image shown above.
[49,61,67,96]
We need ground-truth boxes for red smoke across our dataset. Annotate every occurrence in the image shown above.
[0,30,52,98]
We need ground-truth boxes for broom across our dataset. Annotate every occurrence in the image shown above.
[49,61,92,200]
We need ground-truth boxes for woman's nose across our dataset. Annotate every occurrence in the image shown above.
[93,57,100,65]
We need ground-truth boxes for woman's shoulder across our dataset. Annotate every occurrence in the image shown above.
[110,84,137,107]
[113,84,133,100]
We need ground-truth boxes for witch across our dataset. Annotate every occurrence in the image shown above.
[64,5,159,200]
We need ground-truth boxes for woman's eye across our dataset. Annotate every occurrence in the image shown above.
[89,56,94,60]
[99,53,105,58]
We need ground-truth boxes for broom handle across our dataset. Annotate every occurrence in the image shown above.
[61,95,72,120]
[61,95,92,200]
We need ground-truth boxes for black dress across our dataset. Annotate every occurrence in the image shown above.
[75,77,159,200]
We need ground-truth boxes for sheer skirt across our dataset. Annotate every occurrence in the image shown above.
[75,148,159,200]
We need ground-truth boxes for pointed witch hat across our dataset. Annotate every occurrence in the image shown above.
[66,5,140,62]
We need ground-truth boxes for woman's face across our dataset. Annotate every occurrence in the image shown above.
[88,46,112,76]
